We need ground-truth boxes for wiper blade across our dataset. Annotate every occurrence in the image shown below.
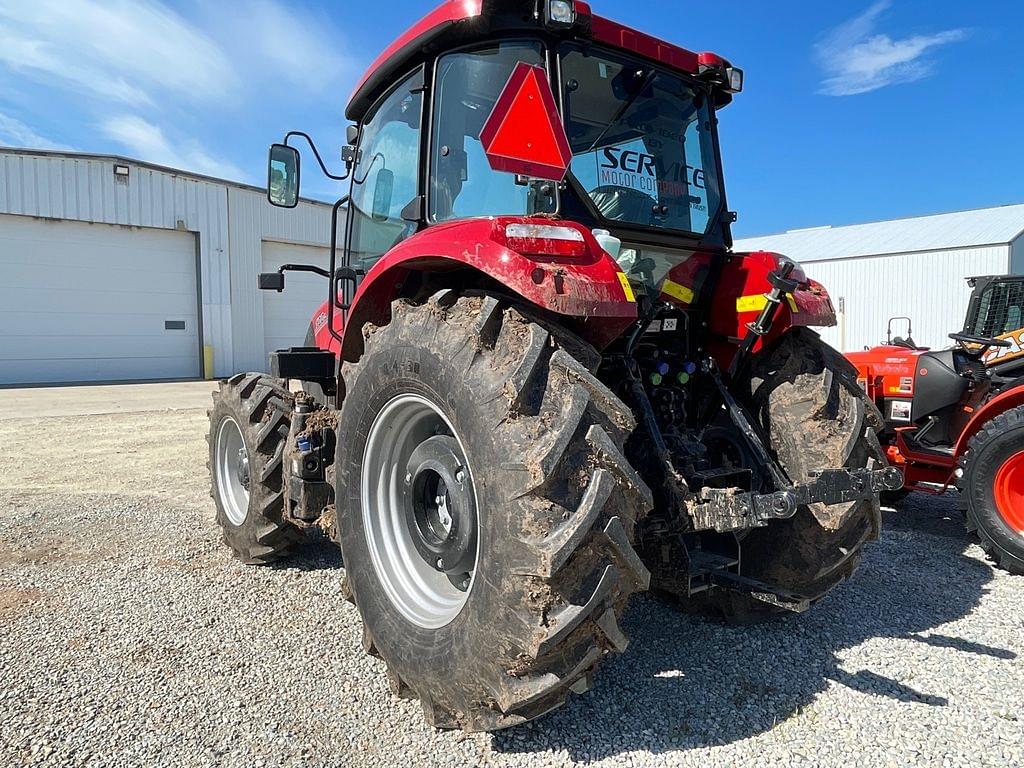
[579,69,657,156]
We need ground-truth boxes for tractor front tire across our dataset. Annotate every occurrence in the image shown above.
[701,329,885,620]
[208,374,302,564]
[334,292,652,731]
[958,406,1024,575]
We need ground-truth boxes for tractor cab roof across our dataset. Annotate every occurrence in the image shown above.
[346,0,734,122]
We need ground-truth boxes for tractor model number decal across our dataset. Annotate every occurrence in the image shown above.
[984,329,1024,366]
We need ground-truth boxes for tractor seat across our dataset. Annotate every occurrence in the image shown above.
[891,335,922,350]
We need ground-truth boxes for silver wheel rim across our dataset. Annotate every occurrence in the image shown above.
[215,417,250,527]
[361,394,479,629]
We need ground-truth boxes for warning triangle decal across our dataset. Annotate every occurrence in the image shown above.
[480,62,573,182]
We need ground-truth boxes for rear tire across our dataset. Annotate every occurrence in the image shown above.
[699,329,884,620]
[958,406,1024,575]
[208,373,302,564]
[335,292,652,731]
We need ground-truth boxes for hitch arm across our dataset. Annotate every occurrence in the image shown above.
[728,258,799,380]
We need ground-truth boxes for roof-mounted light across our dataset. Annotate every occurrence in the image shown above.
[545,0,576,29]
[725,67,744,94]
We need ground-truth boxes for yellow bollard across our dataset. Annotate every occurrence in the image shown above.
[203,345,215,380]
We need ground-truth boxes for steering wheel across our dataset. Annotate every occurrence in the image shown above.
[590,186,661,225]
[949,332,1012,358]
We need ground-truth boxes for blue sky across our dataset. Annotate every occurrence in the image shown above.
[0,0,1020,237]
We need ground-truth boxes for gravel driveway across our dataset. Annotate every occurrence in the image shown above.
[1,385,1021,767]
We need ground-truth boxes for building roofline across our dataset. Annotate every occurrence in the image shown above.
[737,201,1024,244]
[0,146,339,209]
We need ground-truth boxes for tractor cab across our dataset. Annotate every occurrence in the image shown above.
[263,0,745,317]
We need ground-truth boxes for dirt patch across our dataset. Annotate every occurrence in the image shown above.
[0,542,71,567]
[0,587,43,620]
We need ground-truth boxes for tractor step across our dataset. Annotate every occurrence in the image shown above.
[710,571,812,614]
[686,550,739,595]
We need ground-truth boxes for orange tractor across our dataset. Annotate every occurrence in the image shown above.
[848,275,1024,574]
[208,0,901,730]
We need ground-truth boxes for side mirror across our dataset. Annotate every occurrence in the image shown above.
[371,168,395,222]
[267,144,300,208]
[258,272,285,292]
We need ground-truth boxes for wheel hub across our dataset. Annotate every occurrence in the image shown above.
[361,394,480,629]
[405,435,478,582]
[994,451,1024,534]
[237,446,251,491]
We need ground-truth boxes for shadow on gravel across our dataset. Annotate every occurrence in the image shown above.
[272,529,344,572]
[492,493,1015,761]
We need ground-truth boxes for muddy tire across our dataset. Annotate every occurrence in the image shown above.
[958,406,1024,575]
[335,292,652,731]
[701,329,884,621]
[208,373,302,564]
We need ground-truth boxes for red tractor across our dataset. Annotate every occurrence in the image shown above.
[208,0,901,730]
[847,275,1024,575]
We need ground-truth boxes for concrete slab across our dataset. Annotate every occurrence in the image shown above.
[0,381,219,419]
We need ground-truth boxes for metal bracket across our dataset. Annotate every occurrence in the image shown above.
[687,466,904,533]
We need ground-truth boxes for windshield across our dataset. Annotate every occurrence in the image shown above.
[560,45,724,239]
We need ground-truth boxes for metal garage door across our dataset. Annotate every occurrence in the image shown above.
[261,240,331,363]
[0,214,200,385]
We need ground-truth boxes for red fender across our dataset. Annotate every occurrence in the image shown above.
[955,383,1024,459]
[661,249,837,371]
[311,216,637,361]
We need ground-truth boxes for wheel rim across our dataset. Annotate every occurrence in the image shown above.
[993,451,1024,534]
[215,417,250,527]
[361,394,479,629]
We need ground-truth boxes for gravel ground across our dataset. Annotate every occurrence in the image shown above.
[1,398,1022,767]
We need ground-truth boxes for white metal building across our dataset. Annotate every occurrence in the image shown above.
[0,148,342,386]
[734,205,1024,352]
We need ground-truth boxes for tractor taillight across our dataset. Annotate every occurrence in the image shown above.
[499,222,588,258]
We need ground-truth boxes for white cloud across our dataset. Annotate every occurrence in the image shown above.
[0,0,237,106]
[102,115,246,181]
[0,111,74,151]
[200,0,353,94]
[815,1,966,96]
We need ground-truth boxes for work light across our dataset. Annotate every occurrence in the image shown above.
[725,67,744,93]
[545,0,576,28]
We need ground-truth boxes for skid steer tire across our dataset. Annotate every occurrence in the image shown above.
[335,292,652,731]
[699,329,885,622]
[958,407,1024,575]
[208,373,302,564]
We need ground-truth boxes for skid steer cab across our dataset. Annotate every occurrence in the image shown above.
[847,274,1024,575]
[208,0,900,732]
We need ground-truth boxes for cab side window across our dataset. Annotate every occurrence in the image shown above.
[349,70,424,272]
[969,281,1024,338]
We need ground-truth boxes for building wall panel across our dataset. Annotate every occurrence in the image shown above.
[226,186,341,373]
[803,246,1011,352]
[0,149,335,380]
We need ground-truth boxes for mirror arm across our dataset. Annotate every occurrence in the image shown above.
[326,195,354,346]
[276,263,332,280]
[284,131,351,181]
